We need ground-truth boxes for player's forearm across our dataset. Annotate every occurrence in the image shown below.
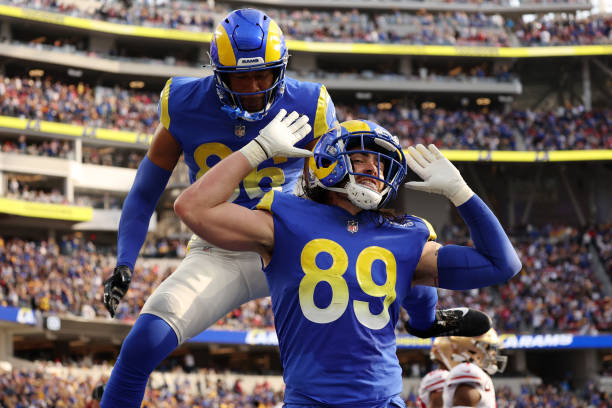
[437,194,522,290]
[174,151,252,225]
[117,156,171,271]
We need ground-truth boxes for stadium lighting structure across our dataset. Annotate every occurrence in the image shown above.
[477,98,491,106]
[377,102,392,110]
[28,69,44,77]
[129,80,145,89]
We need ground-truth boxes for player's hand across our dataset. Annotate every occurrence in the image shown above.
[257,109,312,159]
[404,144,474,206]
[103,265,132,318]
[240,109,312,168]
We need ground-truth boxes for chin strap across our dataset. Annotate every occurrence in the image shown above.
[221,105,266,122]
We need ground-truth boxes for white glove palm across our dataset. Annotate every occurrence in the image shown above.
[404,144,474,206]
[240,109,312,168]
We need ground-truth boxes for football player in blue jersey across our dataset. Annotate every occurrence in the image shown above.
[98,9,339,407]
[174,117,522,407]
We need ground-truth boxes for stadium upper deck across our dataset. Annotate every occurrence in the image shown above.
[0,0,609,50]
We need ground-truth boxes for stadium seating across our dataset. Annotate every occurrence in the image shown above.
[2,74,610,150]
[1,231,609,334]
[5,0,610,46]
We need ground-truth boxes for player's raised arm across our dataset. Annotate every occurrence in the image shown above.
[103,123,182,318]
[174,110,311,261]
[408,144,522,290]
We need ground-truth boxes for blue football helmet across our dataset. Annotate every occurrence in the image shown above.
[308,120,407,210]
[210,9,288,121]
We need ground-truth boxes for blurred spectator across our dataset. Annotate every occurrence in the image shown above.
[4,180,71,205]
[397,224,612,335]
[5,0,608,46]
[0,363,285,408]
[0,75,158,134]
[0,224,610,333]
[2,73,610,150]
[1,135,74,159]
[516,17,612,46]
[0,362,607,407]
[337,104,611,150]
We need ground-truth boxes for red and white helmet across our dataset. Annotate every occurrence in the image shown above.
[417,369,449,408]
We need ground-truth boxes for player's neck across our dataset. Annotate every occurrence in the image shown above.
[329,192,362,216]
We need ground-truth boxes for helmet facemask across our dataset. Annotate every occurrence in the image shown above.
[213,59,287,122]
[309,121,407,210]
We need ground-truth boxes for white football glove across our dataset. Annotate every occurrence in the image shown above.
[240,109,312,168]
[404,144,474,206]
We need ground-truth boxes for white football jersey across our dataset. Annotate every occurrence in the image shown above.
[418,369,449,408]
[443,362,495,408]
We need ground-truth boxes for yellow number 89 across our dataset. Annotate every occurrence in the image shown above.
[299,239,397,330]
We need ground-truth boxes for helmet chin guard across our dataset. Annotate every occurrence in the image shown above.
[345,175,383,210]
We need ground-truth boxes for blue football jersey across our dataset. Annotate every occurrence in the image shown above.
[158,75,337,208]
[256,191,436,406]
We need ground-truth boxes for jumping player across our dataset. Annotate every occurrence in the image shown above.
[99,9,339,407]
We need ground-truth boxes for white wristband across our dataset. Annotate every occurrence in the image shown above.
[450,185,475,207]
[239,140,268,168]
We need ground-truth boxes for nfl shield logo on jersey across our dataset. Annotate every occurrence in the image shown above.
[347,220,359,233]
[235,125,246,137]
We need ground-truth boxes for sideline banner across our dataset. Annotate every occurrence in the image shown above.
[0,115,152,146]
[0,197,93,221]
[188,329,612,349]
[0,306,38,325]
[440,149,612,162]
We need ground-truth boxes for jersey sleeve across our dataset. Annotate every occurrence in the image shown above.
[158,78,172,131]
[312,84,338,140]
[254,190,276,213]
[408,215,437,241]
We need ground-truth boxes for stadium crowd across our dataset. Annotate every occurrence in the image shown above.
[0,134,145,168]
[516,17,612,45]
[5,180,68,205]
[0,364,285,408]
[1,134,73,159]
[424,224,612,334]
[4,0,611,46]
[0,363,608,407]
[0,75,159,135]
[336,103,612,150]
[2,74,611,150]
[1,223,611,334]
